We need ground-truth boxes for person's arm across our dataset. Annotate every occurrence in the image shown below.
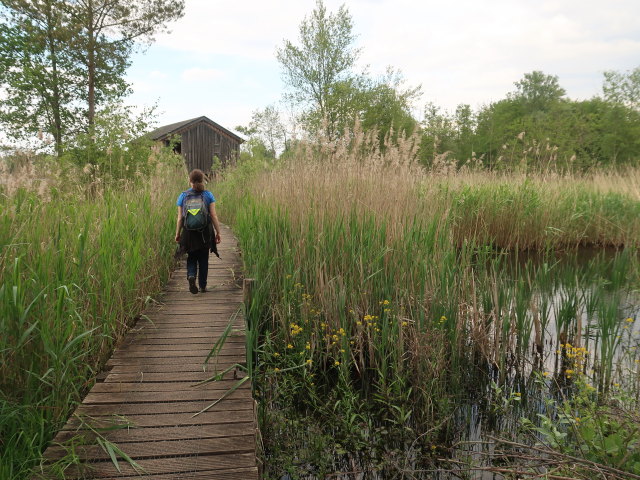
[175,206,183,242]
[209,202,222,244]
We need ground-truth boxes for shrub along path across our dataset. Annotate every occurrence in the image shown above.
[36,224,258,479]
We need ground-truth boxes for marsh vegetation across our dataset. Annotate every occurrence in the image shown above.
[216,131,640,478]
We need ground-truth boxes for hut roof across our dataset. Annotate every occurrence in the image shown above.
[147,116,244,143]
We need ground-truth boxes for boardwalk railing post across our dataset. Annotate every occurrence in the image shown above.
[243,278,255,309]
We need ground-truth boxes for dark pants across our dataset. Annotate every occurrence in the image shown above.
[186,247,209,288]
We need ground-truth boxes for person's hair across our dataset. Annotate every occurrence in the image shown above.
[189,169,205,192]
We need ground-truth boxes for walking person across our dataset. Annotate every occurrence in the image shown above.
[175,169,222,294]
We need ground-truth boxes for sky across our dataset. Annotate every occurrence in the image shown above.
[126,0,640,134]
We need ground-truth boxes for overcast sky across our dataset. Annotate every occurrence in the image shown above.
[126,0,640,133]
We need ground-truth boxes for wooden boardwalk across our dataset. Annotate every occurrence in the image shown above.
[37,224,258,479]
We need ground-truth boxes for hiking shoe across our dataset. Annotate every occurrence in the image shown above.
[188,276,198,294]
[199,286,207,293]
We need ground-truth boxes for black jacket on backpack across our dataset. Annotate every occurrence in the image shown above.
[178,222,220,258]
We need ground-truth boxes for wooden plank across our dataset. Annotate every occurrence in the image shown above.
[37,223,257,478]
[54,453,257,478]
[112,331,244,340]
[128,324,245,333]
[45,435,255,461]
[105,355,245,368]
[106,362,241,374]
[72,398,252,417]
[129,324,242,332]
[103,372,243,383]
[65,407,255,429]
[108,347,246,359]
[104,466,258,480]
[90,380,248,393]
[159,286,242,294]
[120,333,245,342]
[115,341,245,351]
[53,422,255,444]
[82,387,250,404]
[135,312,245,321]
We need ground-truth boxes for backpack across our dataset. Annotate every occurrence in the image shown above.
[182,190,209,231]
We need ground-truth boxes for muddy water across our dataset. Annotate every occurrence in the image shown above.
[450,248,640,479]
[269,249,640,480]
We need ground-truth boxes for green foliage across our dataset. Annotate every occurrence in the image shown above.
[510,70,566,112]
[421,68,640,169]
[61,103,160,178]
[70,0,185,126]
[215,152,640,476]
[0,0,185,153]
[0,0,81,154]
[276,0,359,138]
[0,150,184,478]
[603,66,640,111]
[235,105,287,157]
[276,1,420,145]
[524,376,640,476]
[360,69,421,149]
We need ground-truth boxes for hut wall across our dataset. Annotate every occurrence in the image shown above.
[172,122,240,173]
[181,123,215,173]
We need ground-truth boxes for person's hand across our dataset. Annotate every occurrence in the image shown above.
[215,232,221,244]
[175,233,180,243]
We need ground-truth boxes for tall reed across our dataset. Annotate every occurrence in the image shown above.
[0,155,185,478]
[216,136,640,475]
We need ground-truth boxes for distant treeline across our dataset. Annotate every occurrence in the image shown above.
[241,1,639,171]
[419,69,640,170]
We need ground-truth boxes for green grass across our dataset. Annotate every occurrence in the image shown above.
[215,149,640,477]
[0,155,185,479]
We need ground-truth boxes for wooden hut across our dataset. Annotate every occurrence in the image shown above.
[147,116,243,173]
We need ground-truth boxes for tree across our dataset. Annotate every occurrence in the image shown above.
[0,0,184,153]
[68,0,185,126]
[276,0,359,138]
[0,0,81,154]
[511,71,566,112]
[361,69,420,148]
[236,105,288,157]
[603,66,640,111]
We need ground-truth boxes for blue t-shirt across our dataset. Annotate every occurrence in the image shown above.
[176,189,216,208]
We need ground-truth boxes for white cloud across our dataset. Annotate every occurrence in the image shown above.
[181,67,226,82]
[130,0,640,125]
[149,70,168,79]
[156,0,312,59]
